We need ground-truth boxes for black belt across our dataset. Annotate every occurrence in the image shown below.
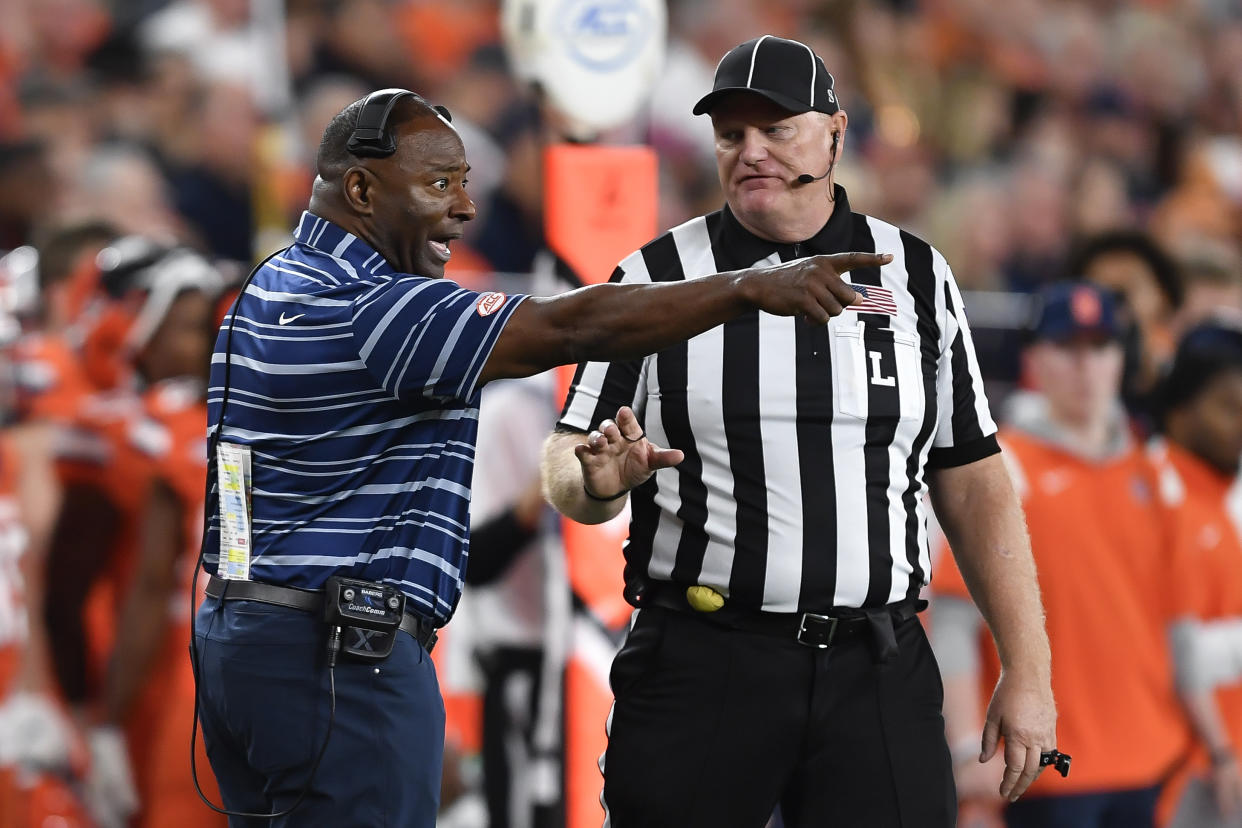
[634,580,923,661]
[205,575,438,653]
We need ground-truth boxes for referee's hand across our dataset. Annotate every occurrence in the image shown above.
[980,671,1057,802]
[576,406,682,500]
[744,251,893,323]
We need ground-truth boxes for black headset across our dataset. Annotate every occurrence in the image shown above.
[345,88,453,159]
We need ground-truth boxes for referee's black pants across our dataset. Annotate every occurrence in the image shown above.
[600,605,955,828]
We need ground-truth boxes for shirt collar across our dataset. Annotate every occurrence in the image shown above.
[1004,391,1133,462]
[292,211,396,279]
[715,184,854,268]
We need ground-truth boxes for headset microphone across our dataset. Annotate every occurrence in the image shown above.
[796,131,840,187]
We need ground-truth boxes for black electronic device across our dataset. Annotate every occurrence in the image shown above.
[323,576,406,663]
[1040,749,1072,778]
[346,88,416,158]
[346,88,455,159]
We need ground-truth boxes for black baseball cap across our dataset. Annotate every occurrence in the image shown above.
[1161,320,1242,413]
[693,35,840,117]
[1029,282,1122,343]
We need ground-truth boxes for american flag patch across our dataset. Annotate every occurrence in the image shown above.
[852,284,897,315]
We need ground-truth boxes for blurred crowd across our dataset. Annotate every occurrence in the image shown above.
[1,0,1240,386]
[0,0,1241,826]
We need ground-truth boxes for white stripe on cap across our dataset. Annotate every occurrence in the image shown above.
[796,39,817,107]
[746,34,773,88]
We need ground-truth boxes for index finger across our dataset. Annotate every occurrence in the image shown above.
[825,251,893,274]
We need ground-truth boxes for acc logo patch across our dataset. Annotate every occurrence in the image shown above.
[476,292,507,317]
[558,0,654,72]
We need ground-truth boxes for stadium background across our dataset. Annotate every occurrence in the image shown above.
[2,0,1242,826]
[4,0,1242,392]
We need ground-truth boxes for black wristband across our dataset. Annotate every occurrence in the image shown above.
[583,482,629,502]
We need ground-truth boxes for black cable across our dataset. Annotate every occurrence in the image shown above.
[188,250,339,820]
[189,589,337,820]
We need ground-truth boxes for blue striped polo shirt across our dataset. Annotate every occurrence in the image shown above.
[205,212,526,624]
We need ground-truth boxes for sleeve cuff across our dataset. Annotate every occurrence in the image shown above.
[554,422,589,435]
[461,294,528,402]
[926,433,1000,469]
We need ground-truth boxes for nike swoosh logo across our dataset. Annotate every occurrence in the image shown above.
[278,313,305,325]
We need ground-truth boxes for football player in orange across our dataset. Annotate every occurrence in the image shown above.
[99,300,224,828]
[0,279,90,826]
[931,282,1191,828]
[9,221,118,424]
[39,239,223,827]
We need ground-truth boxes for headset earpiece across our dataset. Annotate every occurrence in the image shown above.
[346,89,417,159]
[346,89,456,159]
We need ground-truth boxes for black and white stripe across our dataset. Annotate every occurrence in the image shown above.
[558,188,997,611]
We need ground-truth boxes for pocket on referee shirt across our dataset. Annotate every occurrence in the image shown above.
[832,322,922,422]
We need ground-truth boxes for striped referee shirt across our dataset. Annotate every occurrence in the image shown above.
[558,186,998,612]
[205,212,525,624]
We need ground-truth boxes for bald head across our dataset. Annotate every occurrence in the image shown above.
[315,93,444,180]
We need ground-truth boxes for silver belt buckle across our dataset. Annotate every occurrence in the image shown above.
[796,612,838,648]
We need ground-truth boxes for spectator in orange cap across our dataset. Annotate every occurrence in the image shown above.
[932,281,1190,828]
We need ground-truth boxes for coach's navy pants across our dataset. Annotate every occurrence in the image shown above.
[193,595,444,828]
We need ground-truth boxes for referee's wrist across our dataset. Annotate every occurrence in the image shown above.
[583,482,629,502]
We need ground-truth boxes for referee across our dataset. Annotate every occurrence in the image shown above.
[194,89,881,827]
[542,36,1056,827]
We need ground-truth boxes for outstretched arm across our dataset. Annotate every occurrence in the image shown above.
[482,252,890,384]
